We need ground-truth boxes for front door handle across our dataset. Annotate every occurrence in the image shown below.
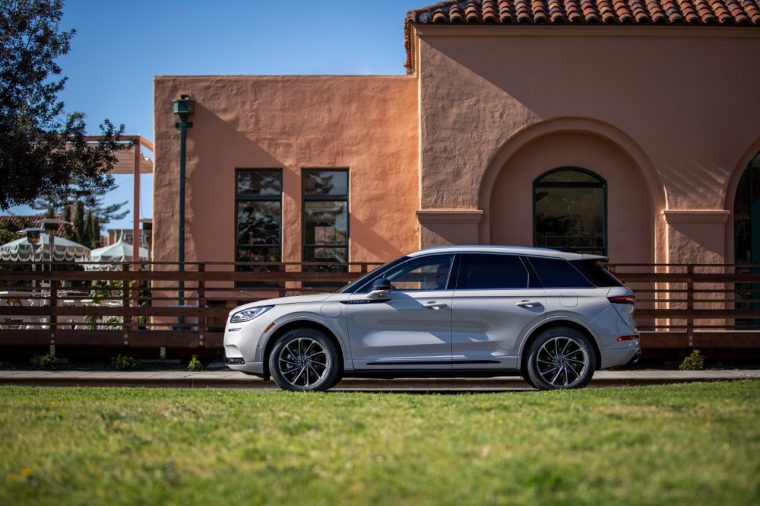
[516,300,542,308]
[425,302,447,310]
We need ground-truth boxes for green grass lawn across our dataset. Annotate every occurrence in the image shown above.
[1,382,758,506]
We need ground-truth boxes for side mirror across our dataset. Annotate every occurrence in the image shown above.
[367,277,391,299]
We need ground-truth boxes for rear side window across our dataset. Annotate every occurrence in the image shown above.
[570,260,623,287]
[456,254,530,289]
[528,257,593,288]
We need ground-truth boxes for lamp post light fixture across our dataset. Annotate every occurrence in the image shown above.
[37,218,70,273]
[18,227,44,266]
[173,94,194,308]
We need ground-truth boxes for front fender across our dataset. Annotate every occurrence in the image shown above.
[255,311,351,368]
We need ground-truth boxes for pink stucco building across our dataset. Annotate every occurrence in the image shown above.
[152,0,760,272]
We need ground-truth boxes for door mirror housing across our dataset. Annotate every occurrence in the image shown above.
[368,277,392,299]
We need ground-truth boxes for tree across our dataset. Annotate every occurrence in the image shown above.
[83,209,93,247]
[0,0,129,209]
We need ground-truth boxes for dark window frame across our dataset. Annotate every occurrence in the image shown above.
[301,168,350,268]
[234,168,283,288]
[533,167,608,256]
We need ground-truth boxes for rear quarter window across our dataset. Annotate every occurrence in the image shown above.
[528,257,594,288]
[570,260,624,287]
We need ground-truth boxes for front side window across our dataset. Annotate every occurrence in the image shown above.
[534,168,606,255]
[236,169,282,286]
[384,254,454,291]
[302,170,349,268]
[456,254,531,290]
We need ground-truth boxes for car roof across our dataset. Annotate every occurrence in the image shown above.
[408,245,606,261]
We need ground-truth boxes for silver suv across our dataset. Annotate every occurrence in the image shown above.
[224,246,640,391]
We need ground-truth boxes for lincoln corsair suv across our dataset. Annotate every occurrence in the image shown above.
[224,246,640,391]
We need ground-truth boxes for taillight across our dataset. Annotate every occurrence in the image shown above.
[616,335,640,341]
[608,295,635,305]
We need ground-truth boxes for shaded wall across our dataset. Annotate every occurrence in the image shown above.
[153,76,419,266]
[416,25,760,264]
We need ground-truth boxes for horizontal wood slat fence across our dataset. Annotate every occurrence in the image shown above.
[1,261,758,355]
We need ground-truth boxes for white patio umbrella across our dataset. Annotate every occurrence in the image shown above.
[80,236,149,270]
[0,234,90,262]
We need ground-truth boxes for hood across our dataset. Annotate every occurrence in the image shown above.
[233,293,334,311]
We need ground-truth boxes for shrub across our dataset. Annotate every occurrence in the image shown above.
[31,354,56,370]
[679,349,705,371]
[111,354,141,371]
[187,355,204,372]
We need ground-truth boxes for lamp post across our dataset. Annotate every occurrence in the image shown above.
[18,227,44,286]
[18,226,46,352]
[37,218,70,273]
[172,95,194,307]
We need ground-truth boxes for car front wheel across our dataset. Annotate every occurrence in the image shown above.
[525,327,596,390]
[269,328,341,392]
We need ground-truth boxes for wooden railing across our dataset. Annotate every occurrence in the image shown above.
[0,261,758,355]
[608,263,760,350]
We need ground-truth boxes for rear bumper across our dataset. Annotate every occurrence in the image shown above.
[600,340,641,369]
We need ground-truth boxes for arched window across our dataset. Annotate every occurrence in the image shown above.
[534,167,607,255]
[734,151,760,265]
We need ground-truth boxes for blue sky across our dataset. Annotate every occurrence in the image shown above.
[10,0,425,229]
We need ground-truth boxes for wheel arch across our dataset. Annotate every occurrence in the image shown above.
[262,319,346,378]
[519,319,602,373]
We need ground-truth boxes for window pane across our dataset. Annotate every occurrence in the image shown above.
[304,201,347,246]
[734,154,759,265]
[535,186,604,253]
[528,257,593,288]
[384,255,454,291]
[236,247,281,289]
[237,170,282,197]
[458,254,528,289]
[236,247,280,264]
[237,202,281,246]
[304,246,348,264]
[303,170,348,196]
[538,169,602,184]
[570,260,623,287]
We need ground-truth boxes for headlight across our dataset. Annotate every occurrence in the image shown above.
[229,306,273,323]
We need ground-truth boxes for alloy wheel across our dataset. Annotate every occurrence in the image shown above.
[535,336,589,388]
[277,337,329,388]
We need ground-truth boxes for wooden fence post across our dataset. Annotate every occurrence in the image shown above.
[686,264,694,347]
[122,262,130,346]
[198,263,206,348]
[49,279,58,357]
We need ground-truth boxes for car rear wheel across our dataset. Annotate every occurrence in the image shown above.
[269,328,341,392]
[526,327,596,390]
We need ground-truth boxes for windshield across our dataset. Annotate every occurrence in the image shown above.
[338,255,409,293]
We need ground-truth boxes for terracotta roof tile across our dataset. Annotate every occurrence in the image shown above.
[405,0,759,71]
[565,0,585,21]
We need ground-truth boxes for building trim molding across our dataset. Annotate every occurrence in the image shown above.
[417,209,484,224]
[662,209,730,224]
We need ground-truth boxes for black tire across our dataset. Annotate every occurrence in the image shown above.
[525,326,596,390]
[520,367,538,389]
[268,328,341,392]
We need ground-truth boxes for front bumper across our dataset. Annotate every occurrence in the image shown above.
[225,358,265,375]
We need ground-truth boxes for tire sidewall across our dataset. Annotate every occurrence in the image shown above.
[526,327,596,390]
[269,328,341,392]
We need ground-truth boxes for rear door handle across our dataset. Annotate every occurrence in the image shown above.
[516,300,542,308]
[425,302,447,310]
